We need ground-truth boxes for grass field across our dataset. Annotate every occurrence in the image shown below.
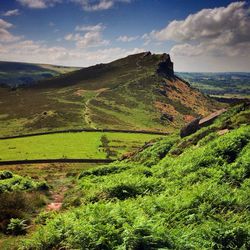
[0,132,162,161]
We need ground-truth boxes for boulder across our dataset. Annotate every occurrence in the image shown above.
[180,118,200,138]
[160,113,173,122]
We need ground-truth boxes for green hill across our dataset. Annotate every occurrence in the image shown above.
[0,52,223,137]
[0,61,79,88]
[19,103,250,249]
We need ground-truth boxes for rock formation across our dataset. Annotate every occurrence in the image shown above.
[157,53,174,78]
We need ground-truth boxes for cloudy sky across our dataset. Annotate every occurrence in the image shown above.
[0,0,250,71]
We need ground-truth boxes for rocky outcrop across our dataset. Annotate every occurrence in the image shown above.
[141,51,151,58]
[180,118,200,138]
[157,53,174,78]
[199,108,227,127]
[180,109,228,137]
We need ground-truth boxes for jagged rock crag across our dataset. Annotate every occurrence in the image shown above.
[157,53,174,78]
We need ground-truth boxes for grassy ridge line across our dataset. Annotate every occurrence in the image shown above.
[0,159,114,165]
[0,129,169,140]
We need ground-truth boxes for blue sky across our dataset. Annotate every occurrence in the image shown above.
[0,0,250,71]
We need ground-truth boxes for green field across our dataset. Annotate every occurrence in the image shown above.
[177,72,250,98]
[0,132,162,161]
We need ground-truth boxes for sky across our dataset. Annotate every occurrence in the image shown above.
[0,0,250,72]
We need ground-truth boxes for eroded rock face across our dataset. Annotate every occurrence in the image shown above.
[180,109,228,137]
[180,118,200,138]
[157,53,174,78]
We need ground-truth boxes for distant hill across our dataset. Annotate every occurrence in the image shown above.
[0,61,80,87]
[177,72,250,98]
[0,52,223,136]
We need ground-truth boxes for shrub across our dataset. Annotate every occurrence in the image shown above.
[132,135,177,166]
[79,165,130,178]
[83,174,165,203]
[122,225,173,249]
[36,181,50,191]
[212,227,250,249]
[35,211,57,225]
[0,191,46,233]
[105,184,138,200]
[0,172,49,193]
[7,218,29,235]
[21,200,174,250]
[205,126,249,164]
[0,171,13,180]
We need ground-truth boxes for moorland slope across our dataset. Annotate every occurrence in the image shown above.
[0,52,223,136]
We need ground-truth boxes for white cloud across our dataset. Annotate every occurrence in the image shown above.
[117,35,138,42]
[150,1,250,58]
[151,2,248,43]
[3,9,20,17]
[0,19,21,42]
[141,33,151,46]
[65,31,109,48]
[0,38,144,67]
[0,29,21,43]
[65,23,109,48]
[71,0,130,12]
[17,0,61,9]
[75,23,104,32]
[17,0,130,10]
[0,19,13,29]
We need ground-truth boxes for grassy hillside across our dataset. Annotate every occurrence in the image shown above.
[0,52,223,137]
[11,103,248,250]
[0,132,161,161]
[0,61,79,88]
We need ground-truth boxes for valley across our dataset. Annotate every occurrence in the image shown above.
[177,72,250,99]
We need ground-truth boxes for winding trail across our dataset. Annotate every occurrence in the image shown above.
[46,186,67,211]
[83,88,109,129]
[45,173,69,212]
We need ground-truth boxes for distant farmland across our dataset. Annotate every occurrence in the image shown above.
[0,131,162,162]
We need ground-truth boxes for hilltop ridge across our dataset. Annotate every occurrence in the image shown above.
[0,52,223,136]
[31,52,174,89]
